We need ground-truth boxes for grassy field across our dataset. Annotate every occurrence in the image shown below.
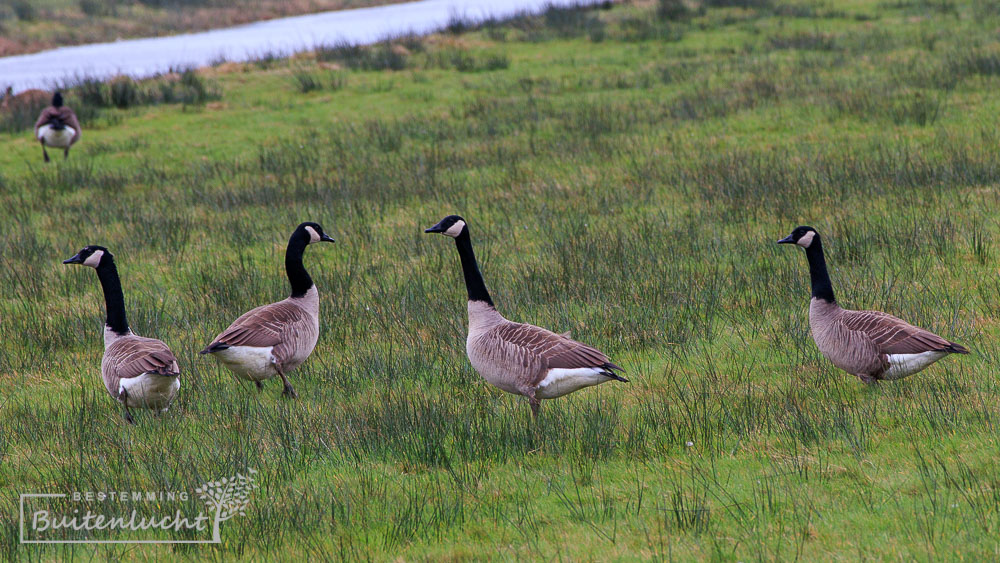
[3,0,1000,559]
[0,0,401,56]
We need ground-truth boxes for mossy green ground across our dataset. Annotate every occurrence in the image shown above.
[3,0,1000,559]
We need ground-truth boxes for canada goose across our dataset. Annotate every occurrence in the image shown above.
[425,215,627,418]
[63,246,181,423]
[200,222,334,398]
[34,92,80,162]
[778,226,968,383]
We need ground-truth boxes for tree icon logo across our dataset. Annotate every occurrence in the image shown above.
[194,468,258,542]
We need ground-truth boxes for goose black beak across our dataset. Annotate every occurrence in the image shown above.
[320,234,335,243]
[62,253,83,264]
[777,235,795,244]
[424,221,446,234]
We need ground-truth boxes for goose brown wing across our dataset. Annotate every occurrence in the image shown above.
[492,322,621,383]
[63,108,81,143]
[107,337,180,378]
[840,310,966,354]
[104,336,179,399]
[203,302,301,348]
[201,301,309,361]
[34,107,58,133]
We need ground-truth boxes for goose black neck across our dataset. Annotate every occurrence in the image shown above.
[286,234,313,298]
[95,259,130,335]
[805,238,836,303]
[455,231,494,306]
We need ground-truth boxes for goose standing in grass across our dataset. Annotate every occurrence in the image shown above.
[425,215,627,418]
[778,226,968,383]
[200,222,334,398]
[63,246,181,423]
[34,92,80,162]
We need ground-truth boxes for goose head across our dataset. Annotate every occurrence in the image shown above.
[294,222,335,244]
[778,226,819,249]
[424,215,468,238]
[63,245,111,268]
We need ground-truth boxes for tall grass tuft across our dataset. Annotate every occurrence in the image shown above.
[292,71,325,93]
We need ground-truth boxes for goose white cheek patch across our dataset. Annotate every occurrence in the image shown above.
[444,220,466,238]
[82,250,104,268]
[797,231,816,248]
[304,226,320,243]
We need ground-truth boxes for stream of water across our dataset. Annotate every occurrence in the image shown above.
[0,0,597,92]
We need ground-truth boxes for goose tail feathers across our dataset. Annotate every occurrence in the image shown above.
[946,342,970,354]
[199,342,230,355]
[600,362,628,382]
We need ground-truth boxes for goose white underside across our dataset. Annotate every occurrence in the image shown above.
[210,346,278,381]
[37,125,74,147]
[118,373,180,411]
[883,351,948,380]
[536,367,612,399]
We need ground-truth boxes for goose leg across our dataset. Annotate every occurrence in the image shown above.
[255,380,264,391]
[527,391,541,420]
[41,142,50,163]
[276,366,297,398]
[64,147,69,159]
[518,385,541,420]
[859,374,879,385]
[120,391,136,424]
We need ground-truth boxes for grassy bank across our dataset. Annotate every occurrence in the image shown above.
[2,0,1000,559]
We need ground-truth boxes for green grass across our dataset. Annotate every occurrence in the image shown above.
[3,0,1000,559]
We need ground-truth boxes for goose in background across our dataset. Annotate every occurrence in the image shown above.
[425,215,627,418]
[778,225,968,383]
[34,92,80,162]
[63,246,181,423]
[200,222,334,398]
